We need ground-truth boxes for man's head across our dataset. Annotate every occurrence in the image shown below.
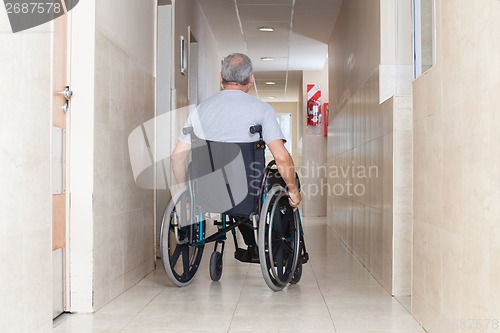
[221,53,254,88]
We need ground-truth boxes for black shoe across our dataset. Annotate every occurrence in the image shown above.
[234,245,260,263]
[234,248,251,262]
[248,245,260,263]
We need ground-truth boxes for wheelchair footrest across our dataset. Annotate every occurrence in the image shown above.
[301,252,309,264]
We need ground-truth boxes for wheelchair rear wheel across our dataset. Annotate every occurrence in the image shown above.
[258,185,300,291]
[160,187,204,287]
[290,259,302,284]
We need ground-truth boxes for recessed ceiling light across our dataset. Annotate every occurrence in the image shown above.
[268,96,276,99]
[265,81,276,85]
[261,57,274,61]
[258,27,275,32]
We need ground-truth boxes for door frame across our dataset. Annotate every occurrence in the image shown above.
[65,0,96,313]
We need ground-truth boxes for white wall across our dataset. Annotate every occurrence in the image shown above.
[157,5,172,116]
[69,0,96,312]
[96,0,156,75]
[155,0,220,262]
[156,4,173,258]
[379,0,413,102]
[190,0,220,103]
[269,102,299,159]
[0,12,53,333]
[64,0,156,312]
[172,0,220,109]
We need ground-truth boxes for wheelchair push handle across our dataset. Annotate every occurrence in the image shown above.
[250,125,265,150]
[249,125,262,134]
[185,125,260,135]
[182,126,194,135]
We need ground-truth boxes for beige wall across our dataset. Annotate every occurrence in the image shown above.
[412,0,500,332]
[328,69,412,295]
[327,0,413,295]
[92,30,156,310]
[297,76,304,167]
[329,0,380,117]
[0,14,53,333]
[301,63,329,217]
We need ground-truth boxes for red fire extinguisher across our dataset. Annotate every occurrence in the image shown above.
[307,98,321,126]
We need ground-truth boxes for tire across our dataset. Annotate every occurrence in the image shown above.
[160,187,204,287]
[209,251,223,281]
[258,185,300,291]
[290,259,302,284]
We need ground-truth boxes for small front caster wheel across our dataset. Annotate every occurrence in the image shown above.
[209,251,223,281]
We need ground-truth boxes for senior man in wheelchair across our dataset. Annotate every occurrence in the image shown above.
[171,53,301,263]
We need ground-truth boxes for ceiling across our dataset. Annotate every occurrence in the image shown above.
[196,0,342,102]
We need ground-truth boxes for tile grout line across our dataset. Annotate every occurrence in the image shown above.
[307,243,339,333]
[116,284,167,333]
[226,263,250,333]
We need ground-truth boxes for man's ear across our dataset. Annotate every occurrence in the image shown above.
[219,72,223,83]
[249,73,255,85]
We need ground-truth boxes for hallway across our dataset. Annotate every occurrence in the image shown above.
[53,217,424,333]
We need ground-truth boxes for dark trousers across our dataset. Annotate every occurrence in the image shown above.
[238,222,256,246]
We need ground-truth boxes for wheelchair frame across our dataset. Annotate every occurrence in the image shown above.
[160,126,309,291]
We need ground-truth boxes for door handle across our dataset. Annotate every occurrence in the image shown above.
[57,86,73,101]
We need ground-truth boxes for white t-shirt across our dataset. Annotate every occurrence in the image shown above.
[179,90,285,144]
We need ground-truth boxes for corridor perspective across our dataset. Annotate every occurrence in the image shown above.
[52,217,425,333]
[1,0,499,333]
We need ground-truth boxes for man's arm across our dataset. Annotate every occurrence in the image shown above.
[267,140,302,209]
[171,140,191,186]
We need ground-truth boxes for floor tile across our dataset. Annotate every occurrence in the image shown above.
[53,217,426,333]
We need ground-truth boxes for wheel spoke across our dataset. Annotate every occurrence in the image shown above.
[181,245,191,278]
[161,187,204,287]
[275,241,284,280]
[170,244,183,268]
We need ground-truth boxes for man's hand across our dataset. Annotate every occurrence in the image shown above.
[288,189,302,211]
[268,139,301,211]
[171,140,191,186]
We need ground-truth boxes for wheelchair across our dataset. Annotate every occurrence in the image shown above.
[160,125,309,291]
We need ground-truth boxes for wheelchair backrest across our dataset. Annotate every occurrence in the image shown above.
[188,136,265,218]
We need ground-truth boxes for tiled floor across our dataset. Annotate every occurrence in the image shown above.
[53,217,425,333]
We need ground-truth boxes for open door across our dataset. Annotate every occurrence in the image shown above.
[188,28,198,106]
[52,12,72,319]
[156,3,173,258]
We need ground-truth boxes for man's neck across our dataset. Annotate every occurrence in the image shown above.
[222,83,250,93]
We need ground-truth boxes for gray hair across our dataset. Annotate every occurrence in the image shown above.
[221,53,253,85]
